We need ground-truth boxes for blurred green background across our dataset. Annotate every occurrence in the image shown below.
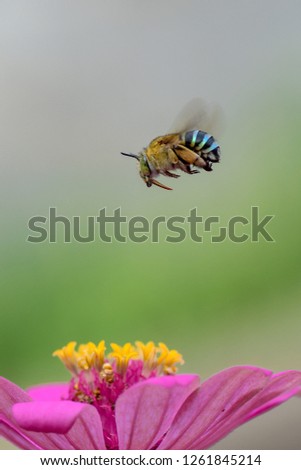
[1,0,301,449]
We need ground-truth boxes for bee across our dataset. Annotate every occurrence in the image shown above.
[121,98,223,190]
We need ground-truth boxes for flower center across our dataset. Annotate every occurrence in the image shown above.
[53,341,183,449]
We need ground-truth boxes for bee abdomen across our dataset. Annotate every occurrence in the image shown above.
[182,130,220,162]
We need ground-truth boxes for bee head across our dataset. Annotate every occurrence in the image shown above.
[138,154,172,189]
[138,154,152,185]
[121,151,151,183]
[121,151,172,190]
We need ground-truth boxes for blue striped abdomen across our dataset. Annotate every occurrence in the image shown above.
[182,130,220,162]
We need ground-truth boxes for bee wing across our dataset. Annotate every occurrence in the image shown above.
[169,97,225,137]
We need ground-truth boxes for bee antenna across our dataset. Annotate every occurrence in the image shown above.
[121,152,140,160]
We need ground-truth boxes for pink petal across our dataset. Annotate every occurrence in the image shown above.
[0,377,57,449]
[0,377,32,410]
[159,367,301,449]
[13,401,106,449]
[0,419,41,450]
[13,401,89,433]
[244,370,301,419]
[0,377,106,449]
[158,366,270,449]
[116,374,199,449]
[199,370,301,449]
[27,384,69,402]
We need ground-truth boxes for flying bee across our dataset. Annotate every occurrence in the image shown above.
[121,98,223,190]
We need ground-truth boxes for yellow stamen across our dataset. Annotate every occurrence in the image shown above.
[157,342,184,375]
[77,341,106,371]
[135,341,158,375]
[109,342,139,375]
[52,341,79,375]
[53,340,184,378]
[135,341,156,361]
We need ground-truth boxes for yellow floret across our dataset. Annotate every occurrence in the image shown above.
[52,341,79,375]
[109,342,139,375]
[53,340,184,378]
[157,342,184,375]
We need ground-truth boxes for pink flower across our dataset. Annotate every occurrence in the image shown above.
[1,340,301,449]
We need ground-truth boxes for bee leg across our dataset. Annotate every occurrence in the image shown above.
[204,161,213,172]
[173,151,201,175]
[151,179,173,190]
[180,164,199,175]
[186,166,200,175]
[167,148,179,164]
[174,145,207,169]
[165,170,180,178]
